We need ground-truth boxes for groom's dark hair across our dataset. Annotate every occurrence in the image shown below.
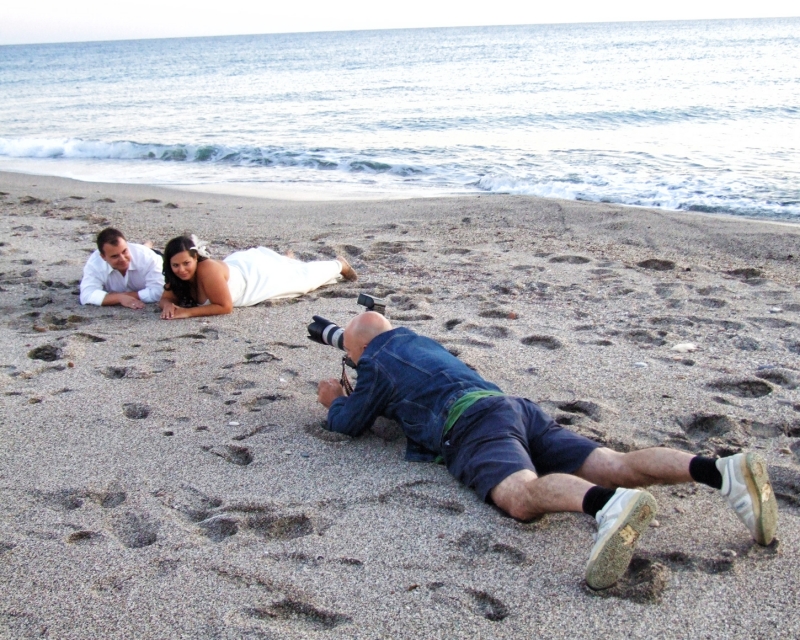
[96,228,126,254]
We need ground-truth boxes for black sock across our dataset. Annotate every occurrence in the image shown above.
[689,456,723,490]
[582,486,617,518]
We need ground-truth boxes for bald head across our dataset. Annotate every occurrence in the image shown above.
[343,311,393,365]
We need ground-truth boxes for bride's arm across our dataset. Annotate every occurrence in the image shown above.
[161,260,234,319]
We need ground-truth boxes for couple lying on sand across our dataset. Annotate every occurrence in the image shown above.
[79,228,357,317]
[79,227,780,591]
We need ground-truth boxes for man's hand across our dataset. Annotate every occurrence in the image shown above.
[104,292,145,309]
[317,378,345,408]
[118,295,145,310]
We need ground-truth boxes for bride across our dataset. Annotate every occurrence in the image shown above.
[158,235,357,319]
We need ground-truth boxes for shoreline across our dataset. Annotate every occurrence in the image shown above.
[1,169,799,638]
[2,168,800,230]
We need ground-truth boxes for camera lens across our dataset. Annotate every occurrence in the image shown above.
[322,324,344,350]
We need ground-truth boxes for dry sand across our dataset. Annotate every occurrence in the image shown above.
[1,170,799,638]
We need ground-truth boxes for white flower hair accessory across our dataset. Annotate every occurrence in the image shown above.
[189,234,211,258]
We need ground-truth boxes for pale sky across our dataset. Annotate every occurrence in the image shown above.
[1,0,797,46]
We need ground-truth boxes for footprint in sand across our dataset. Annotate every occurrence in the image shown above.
[521,334,562,350]
[654,283,681,298]
[206,444,253,466]
[101,366,151,379]
[692,297,727,309]
[549,255,591,264]
[241,598,351,630]
[626,329,667,347]
[741,419,785,438]
[109,510,159,548]
[749,316,797,329]
[478,308,518,320]
[66,530,101,544]
[123,403,151,419]
[755,368,797,390]
[245,513,314,540]
[726,267,763,281]
[247,394,287,412]
[157,484,222,522]
[453,531,527,565]
[679,413,737,438]
[28,344,63,361]
[706,379,773,398]
[556,400,604,423]
[465,589,510,621]
[92,488,127,508]
[71,332,106,343]
[428,582,510,622]
[769,466,800,507]
[588,556,670,603]
[198,515,239,542]
[465,324,510,339]
[376,482,465,515]
[637,259,675,271]
[25,295,54,308]
[39,488,85,510]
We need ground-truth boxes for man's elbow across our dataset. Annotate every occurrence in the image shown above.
[80,290,104,306]
[326,414,364,437]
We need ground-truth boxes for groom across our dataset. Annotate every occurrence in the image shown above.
[79,228,164,309]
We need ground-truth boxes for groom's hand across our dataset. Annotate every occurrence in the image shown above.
[119,295,145,310]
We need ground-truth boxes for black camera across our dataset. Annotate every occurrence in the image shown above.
[355,293,386,315]
[307,315,346,350]
[307,293,387,352]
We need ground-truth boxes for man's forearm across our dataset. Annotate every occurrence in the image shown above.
[101,291,140,306]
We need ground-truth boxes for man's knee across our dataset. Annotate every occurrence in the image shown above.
[576,448,633,487]
[490,469,539,520]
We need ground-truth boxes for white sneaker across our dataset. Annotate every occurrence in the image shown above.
[585,488,657,590]
[716,453,778,545]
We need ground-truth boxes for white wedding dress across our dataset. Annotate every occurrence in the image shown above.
[223,247,342,307]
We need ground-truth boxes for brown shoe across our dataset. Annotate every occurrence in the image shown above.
[338,256,358,282]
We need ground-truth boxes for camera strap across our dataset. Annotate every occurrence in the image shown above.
[340,356,354,396]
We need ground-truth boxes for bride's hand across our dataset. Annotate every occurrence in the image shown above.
[160,301,179,319]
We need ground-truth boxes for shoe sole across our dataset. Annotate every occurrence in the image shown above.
[743,453,778,545]
[585,492,657,590]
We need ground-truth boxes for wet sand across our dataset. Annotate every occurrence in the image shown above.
[1,170,799,638]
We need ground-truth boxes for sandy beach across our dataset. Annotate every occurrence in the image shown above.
[1,169,799,638]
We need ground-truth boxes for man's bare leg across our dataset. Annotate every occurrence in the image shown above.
[575,447,694,488]
[490,469,592,520]
[489,448,693,521]
[490,468,657,590]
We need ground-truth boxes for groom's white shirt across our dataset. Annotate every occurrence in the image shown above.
[80,243,165,306]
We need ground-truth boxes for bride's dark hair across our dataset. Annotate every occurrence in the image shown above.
[162,235,208,307]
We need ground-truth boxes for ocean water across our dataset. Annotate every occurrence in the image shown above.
[0,19,798,218]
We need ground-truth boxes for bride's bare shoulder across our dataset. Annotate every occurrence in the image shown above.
[197,258,229,278]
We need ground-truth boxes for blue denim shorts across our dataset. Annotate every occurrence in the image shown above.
[442,396,601,502]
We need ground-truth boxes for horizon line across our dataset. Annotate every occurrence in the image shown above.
[2,14,797,48]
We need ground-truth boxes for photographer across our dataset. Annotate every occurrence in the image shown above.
[317,312,778,591]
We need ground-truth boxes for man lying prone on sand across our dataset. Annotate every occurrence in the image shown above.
[317,312,779,590]
[80,227,165,309]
